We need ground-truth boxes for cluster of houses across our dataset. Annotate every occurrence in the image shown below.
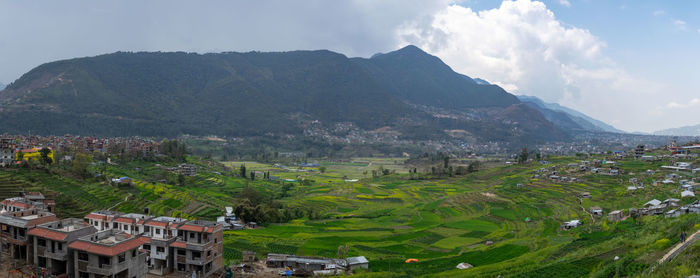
[0,193,223,277]
[265,253,368,276]
[0,134,161,165]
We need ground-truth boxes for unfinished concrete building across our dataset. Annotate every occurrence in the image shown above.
[0,208,58,265]
[28,218,97,277]
[68,229,148,278]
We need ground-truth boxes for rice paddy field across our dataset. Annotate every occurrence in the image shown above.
[1,154,699,277]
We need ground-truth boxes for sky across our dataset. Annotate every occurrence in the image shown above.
[1,0,699,133]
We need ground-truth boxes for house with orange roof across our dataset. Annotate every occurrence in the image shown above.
[28,218,97,277]
[171,220,223,277]
[143,216,187,275]
[84,210,123,231]
[68,229,148,278]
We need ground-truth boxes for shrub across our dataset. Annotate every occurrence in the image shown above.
[653,238,671,250]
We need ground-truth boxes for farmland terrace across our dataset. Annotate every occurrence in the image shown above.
[1,153,699,277]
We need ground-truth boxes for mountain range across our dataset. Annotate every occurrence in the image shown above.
[517,95,622,133]
[0,45,618,144]
[654,124,700,136]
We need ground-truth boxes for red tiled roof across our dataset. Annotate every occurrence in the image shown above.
[178,224,205,232]
[68,237,148,257]
[85,213,106,220]
[145,221,168,228]
[171,241,186,248]
[114,217,135,224]
[28,227,67,241]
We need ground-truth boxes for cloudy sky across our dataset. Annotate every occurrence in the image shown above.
[1,0,699,132]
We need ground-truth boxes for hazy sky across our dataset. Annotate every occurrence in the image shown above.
[1,0,699,132]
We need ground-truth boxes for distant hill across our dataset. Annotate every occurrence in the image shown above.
[517,95,623,133]
[654,124,700,136]
[0,46,568,144]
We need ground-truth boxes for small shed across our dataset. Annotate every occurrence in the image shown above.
[579,192,592,199]
[346,256,369,270]
[456,262,473,269]
[242,251,256,263]
[562,220,581,230]
[608,210,624,222]
[590,207,603,216]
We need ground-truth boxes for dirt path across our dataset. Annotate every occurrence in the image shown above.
[657,228,700,264]
[107,193,133,210]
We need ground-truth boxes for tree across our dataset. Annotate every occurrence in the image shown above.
[72,153,92,178]
[39,147,53,165]
[16,150,24,161]
[443,156,449,168]
[240,164,247,178]
[319,166,326,173]
[518,147,529,164]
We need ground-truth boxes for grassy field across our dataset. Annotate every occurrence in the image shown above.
[2,153,699,277]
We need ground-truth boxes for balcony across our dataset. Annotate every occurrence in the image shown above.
[86,264,112,276]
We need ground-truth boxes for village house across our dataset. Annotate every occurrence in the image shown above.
[266,253,348,272]
[28,218,97,277]
[171,220,223,277]
[681,190,695,198]
[178,164,197,177]
[0,209,59,264]
[84,210,123,231]
[346,256,369,271]
[113,213,151,235]
[143,216,186,275]
[579,192,592,199]
[662,198,680,208]
[562,220,581,230]
[590,207,603,216]
[608,210,624,222]
[68,229,148,278]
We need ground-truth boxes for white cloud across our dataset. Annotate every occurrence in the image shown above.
[396,0,670,132]
[673,19,687,30]
[558,0,571,7]
[653,10,665,16]
[665,98,700,109]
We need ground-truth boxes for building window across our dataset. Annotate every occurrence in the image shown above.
[99,256,111,268]
[78,252,88,261]
[132,249,137,257]
[37,238,46,247]
[118,253,126,263]
[156,246,165,253]
[57,242,62,250]
[155,228,160,235]
[207,250,211,257]
[113,222,118,229]
[189,232,195,239]
[124,224,129,230]
[79,272,89,278]
[177,249,186,256]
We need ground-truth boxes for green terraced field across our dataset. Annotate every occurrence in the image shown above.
[2,153,699,277]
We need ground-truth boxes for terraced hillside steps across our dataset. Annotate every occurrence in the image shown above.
[0,172,39,199]
[658,228,700,264]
